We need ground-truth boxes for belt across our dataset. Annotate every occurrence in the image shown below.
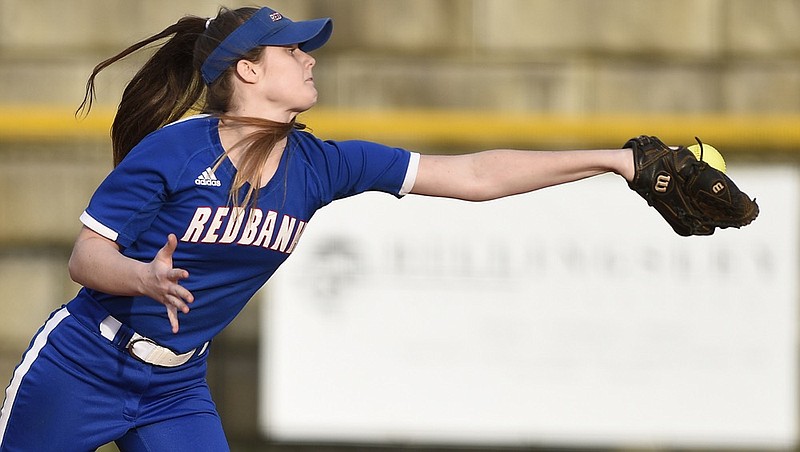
[99,315,207,368]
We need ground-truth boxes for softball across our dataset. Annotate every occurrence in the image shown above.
[687,142,726,173]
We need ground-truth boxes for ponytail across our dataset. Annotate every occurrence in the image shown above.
[78,16,208,166]
[78,7,304,210]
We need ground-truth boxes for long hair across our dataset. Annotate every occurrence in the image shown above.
[77,6,303,208]
[213,114,299,209]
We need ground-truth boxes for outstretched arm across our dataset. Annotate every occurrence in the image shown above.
[68,227,194,333]
[411,148,634,201]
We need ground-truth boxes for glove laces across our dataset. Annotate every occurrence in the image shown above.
[694,136,705,162]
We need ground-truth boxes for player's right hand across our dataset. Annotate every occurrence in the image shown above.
[143,233,194,334]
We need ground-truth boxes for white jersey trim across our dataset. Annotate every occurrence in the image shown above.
[163,113,211,129]
[80,211,119,242]
[0,307,70,444]
[399,152,420,196]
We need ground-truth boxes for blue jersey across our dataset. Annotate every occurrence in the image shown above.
[72,115,419,353]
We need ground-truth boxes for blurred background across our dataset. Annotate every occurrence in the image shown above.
[1,0,799,451]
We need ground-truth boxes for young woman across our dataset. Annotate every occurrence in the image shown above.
[0,6,634,451]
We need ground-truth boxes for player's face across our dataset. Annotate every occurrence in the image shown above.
[253,45,318,118]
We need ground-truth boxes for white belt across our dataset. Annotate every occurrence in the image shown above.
[99,316,205,367]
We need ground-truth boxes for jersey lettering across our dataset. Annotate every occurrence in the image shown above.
[270,215,296,252]
[202,207,229,243]
[252,210,278,248]
[181,207,213,242]
[237,209,263,246]
[285,220,307,253]
[181,206,306,254]
[219,207,246,243]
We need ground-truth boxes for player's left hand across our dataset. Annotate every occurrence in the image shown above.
[625,135,759,236]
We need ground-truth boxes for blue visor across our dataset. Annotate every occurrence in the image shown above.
[201,7,333,85]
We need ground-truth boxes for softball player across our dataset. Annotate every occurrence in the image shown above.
[0,5,635,451]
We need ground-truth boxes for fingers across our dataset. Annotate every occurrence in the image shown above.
[159,234,190,284]
[166,293,190,334]
[169,275,194,302]
[157,233,193,301]
[166,305,180,334]
[167,293,191,313]
[154,234,180,271]
[160,233,178,256]
[164,282,193,334]
[163,272,191,330]
[168,268,191,284]
[154,233,193,334]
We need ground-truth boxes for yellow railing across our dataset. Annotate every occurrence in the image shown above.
[1,106,798,152]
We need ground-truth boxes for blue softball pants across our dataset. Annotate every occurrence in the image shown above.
[0,297,229,451]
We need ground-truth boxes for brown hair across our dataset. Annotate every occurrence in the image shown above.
[77,6,303,208]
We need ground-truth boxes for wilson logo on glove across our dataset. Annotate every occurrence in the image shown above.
[654,174,671,193]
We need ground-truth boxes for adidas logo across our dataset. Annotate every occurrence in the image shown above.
[195,167,221,187]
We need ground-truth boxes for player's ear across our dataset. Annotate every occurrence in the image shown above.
[234,59,259,84]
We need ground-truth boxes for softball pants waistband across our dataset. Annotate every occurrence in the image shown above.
[66,298,208,368]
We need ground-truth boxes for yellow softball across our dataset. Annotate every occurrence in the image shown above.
[687,142,726,173]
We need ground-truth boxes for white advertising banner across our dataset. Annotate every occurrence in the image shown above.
[260,165,798,449]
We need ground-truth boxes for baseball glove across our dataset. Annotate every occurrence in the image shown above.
[625,135,759,236]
